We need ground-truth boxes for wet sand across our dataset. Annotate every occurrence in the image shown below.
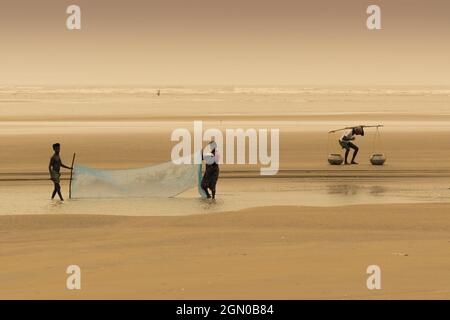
[2,124,450,173]
[1,176,450,216]
[2,86,450,172]
[1,203,449,299]
[1,86,450,299]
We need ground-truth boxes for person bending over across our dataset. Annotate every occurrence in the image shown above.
[339,126,364,165]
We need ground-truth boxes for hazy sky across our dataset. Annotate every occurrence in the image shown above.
[1,0,449,86]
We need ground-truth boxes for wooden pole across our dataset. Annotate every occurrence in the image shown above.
[69,153,76,199]
[328,124,383,133]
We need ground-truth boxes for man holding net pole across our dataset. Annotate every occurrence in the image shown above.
[48,143,73,201]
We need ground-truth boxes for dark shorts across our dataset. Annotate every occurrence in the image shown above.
[339,140,358,150]
[50,171,61,184]
[201,164,219,190]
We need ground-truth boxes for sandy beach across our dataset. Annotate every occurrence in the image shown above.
[1,204,449,299]
[3,0,450,304]
[1,87,450,299]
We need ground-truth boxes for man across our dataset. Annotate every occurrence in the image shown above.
[201,141,220,199]
[339,126,364,165]
[48,143,72,201]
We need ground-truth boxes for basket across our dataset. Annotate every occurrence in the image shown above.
[328,153,344,165]
[370,153,386,166]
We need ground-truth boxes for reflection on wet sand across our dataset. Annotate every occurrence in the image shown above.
[369,185,387,196]
[327,184,359,196]
[326,184,387,196]
[1,177,449,216]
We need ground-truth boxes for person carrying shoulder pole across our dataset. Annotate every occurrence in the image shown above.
[339,126,365,165]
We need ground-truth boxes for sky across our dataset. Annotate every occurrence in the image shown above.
[0,0,449,86]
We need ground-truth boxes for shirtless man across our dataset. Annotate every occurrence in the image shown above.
[48,143,72,201]
[339,126,365,165]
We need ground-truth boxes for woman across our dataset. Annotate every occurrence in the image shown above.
[201,141,220,199]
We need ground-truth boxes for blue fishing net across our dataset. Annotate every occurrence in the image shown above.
[71,153,205,199]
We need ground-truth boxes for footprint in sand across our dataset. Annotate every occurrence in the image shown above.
[392,252,409,257]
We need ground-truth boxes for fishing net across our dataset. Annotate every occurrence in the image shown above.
[71,154,205,199]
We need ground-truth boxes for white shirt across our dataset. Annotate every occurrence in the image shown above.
[203,143,220,164]
[340,129,354,142]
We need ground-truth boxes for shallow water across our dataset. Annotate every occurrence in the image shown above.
[1,177,449,216]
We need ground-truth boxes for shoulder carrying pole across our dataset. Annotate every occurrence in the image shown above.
[328,124,383,133]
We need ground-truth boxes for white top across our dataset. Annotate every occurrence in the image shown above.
[203,143,220,164]
[340,129,354,142]
[204,151,220,165]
